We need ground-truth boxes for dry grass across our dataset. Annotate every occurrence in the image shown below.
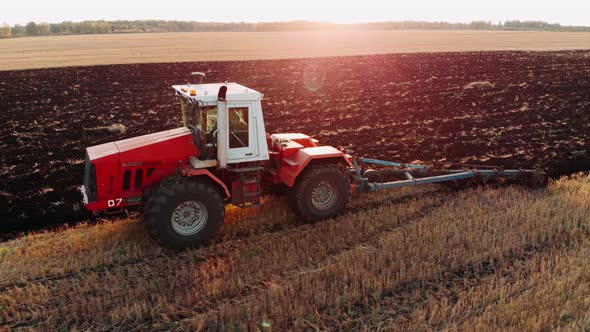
[2,30,590,71]
[0,176,589,330]
[0,185,435,286]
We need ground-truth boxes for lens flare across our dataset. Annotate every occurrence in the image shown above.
[302,64,326,92]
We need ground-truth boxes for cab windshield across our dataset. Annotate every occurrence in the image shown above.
[180,98,218,145]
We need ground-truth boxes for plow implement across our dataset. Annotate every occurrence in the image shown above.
[353,157,548,193]
[82,79,550,249]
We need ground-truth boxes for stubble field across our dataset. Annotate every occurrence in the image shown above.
[0,175,589,330]
[2,30,590,71]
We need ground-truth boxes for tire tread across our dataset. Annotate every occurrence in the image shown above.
[144,175,225,250]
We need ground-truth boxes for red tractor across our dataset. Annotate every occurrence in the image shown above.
[82,79,353,249]
[82,77,545,249]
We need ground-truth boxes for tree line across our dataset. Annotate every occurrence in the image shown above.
[1,20,589,38]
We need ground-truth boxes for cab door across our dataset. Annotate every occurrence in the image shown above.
[226,102,258,161]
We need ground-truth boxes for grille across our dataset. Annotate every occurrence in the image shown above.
[84,153,98,202]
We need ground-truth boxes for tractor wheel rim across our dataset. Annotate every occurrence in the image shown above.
[311,180,337,210]
[170,200,208,236]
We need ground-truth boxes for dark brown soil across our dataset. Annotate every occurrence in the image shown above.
[1,51,589,234]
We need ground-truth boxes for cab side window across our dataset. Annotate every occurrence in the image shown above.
[228,107,249,148]
[198,107,218,145]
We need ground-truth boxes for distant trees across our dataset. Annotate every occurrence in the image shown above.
[0,21,112,38]
[75,21,112,34]
[38,23,51,35]
[25,22,38,36]
[338,20,589,32]
[44,21,111,35]
[0,20,589,39]
[0,23,11,38]
[20,22,50,36]
[11,25,25,37]
[503,20,563,31]
[468,21,493,30]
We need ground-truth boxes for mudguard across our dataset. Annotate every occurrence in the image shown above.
[180,165,231,197]
[277,146,353,187]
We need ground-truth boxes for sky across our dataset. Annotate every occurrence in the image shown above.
[2,0,589,26]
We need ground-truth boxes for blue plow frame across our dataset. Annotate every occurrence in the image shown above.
[353,157,545,193]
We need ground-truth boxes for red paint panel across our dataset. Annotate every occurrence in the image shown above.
[118,132,198,165]
[270,133,317,148]
[278,146,352,187]
[86,128,200,212]
[115,127,193,152]
[280,140,304,159]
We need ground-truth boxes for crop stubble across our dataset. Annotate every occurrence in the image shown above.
[0,174,588,330]
[2,30,590,71]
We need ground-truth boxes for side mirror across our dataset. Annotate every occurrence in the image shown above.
[218,86,227,101]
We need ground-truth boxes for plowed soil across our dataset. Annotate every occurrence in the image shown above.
[1,51,589,233]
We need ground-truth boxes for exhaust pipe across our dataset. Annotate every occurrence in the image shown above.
[217,86,228,168]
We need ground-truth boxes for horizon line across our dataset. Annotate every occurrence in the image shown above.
[5,19,589,28]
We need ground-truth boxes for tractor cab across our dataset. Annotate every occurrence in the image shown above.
[173,82,269,167]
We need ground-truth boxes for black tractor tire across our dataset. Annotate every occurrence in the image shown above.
[291,164,350,222]
[144,176,225,250]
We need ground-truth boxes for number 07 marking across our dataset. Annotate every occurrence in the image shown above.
[107,198,123,207]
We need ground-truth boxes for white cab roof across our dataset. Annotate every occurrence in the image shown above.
[172,82,263,105]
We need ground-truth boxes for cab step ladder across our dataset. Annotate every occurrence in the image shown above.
[229,166,263,208]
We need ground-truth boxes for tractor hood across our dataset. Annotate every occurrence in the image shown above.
[83,127,198,209]
[87,127,193,161]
